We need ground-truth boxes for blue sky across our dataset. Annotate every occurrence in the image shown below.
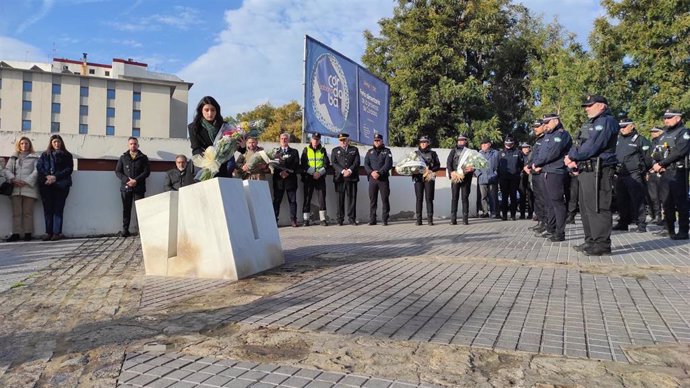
[0,0,603,120]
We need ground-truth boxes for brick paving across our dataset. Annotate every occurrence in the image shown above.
[140,276,232,311]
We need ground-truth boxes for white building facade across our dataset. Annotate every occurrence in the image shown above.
[0,56,192,138]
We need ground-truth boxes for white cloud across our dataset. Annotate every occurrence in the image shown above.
[178,0,393,118]
[0,36,48,62]
[518,0,603,47]
[16,0,54,33]
[107,6,200,32]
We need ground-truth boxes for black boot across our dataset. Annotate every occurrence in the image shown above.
[6,234,20,242]
[427,216,434,226]
[23,233,32,241]
[462,215,469,225]
[450,213,457,225]
[416,217,422,226]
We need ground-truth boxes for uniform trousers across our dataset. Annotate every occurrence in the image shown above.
[579,166,614,249]
[368,179,390,222]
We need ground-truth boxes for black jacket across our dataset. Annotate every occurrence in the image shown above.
[413,147,440,183]
[272,146,301,191]
[115,150,151,194]
[37,150,73,190]
[164,163,195,191]
[616,131,653,175]
[364,146,393,181]
[331,145,361,183]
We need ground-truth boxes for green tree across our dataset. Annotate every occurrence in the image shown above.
[588,0,690,134]
[230,101,303,142]
[363,0,534,146]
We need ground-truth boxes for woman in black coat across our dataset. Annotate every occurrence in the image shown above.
[36,134,73,241]
[188,96,244,177]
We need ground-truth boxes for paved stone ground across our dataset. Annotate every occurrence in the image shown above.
[0,216,688,387]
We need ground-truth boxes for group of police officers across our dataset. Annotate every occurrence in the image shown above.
[265,95,689,256]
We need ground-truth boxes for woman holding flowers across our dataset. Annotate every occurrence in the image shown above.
[412,135,440,226]
[188,96,244,178]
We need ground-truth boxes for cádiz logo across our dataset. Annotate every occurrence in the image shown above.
[311,53,350,133]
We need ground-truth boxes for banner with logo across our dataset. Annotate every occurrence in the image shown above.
[304,35,389,146]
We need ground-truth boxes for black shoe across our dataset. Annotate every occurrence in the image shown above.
[637,225,647,233]
[528,224,541,231]
[519,214,526,220]
[320,220,328,226]
[416,219,422,226]
[549,235,565,242]
[573,243,591,252]
[338,220,344,226]
[480,213,489,218]
[6,234,20,242]
[536,231,552,238]
[494,214,502,220]
[427,218,434,226]
[612,224,628,231]
[463,217,469,225]
[382,220,388,226]
[119,230,131,238]
[291,220,299,227]
[369,221,377,226]
[450,219,457,225]
[303,220,310,227]
[23,233,32,241]
[584,246,612,256]
[510,216,516,221]
[671,233,689,240]
[348,219,358,226]
[42,234,53,241]
[501,215,508,221]
[534,225,546,234]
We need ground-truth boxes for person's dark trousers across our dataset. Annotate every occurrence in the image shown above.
[273,187,298,222]
[531,174,546,222]
[499,176,520,218]
[414,180,435,220]
[544,172,567,238]
[41,186,70,235]
[335,182,358,223]
[302,180,326,215]
[121,190,145,232]
[368,179,390,223]
[647,172,662,219]
[567,174,580,218]
[615,172,647,228]
[479,183,498,215]
[518,175,533,218]
[579,167,614,249]
[660,168,689,236]
[450,175,473,222]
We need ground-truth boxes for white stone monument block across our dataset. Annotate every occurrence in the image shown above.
[137,178,284,280]
[136,191,178,276]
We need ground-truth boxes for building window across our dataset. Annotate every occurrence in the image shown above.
[107,107,115,117]
[79,124,88,134]
[22,120,31,132]
[22,100,32,111]
[89,69,95,75]
[51,122,60,133]
[107,88,116,99]
[23,81,32,92]
[52,83,61,94]
[80,105,88,116]
[62,65,68,71]
[132,110,141,120]
[133,92,141,102]
[80,86,89,97]
[105,71,110,76]
[106,125,115,136]
[132,127,141,137]
[52,103,61,113]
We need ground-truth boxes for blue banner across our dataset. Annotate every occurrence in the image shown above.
[304,35,389,146]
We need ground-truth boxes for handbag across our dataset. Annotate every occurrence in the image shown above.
[1,156,16,196]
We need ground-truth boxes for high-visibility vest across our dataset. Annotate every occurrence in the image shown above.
[306,147,325,169]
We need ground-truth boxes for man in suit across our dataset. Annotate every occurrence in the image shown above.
[272,133,301,227]
[164,155,195,191]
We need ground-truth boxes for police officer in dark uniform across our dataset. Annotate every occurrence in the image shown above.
[647,127,665,225]
[566,122,590,224]
[650,109,690,240]
[364,133,393,225]
[498,136,524,220]
[413,135,441,225]
[518,143,534,219]
[447,134,474,225]
[565,95,619,255]
[527,120,548,233]
[300,133,330,226]
[532,113,572,241]
[331,133,361,226]
[613,117,653,232]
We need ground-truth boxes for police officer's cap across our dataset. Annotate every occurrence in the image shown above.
[532,119,543,127]
[504,136,515,144]
[618,117,633,127]
[542,113,560,121]
[373,133,383,140]
[480,137,492,144]
[581,95,608,106]
[663,108,683,118]
[650,127,663,132]
[337,133,350,140]
[311,133,321,140]
[520,142,531,148]
[456,134,468,141]
[419,135,430,143]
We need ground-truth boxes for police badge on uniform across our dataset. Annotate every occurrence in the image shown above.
[595,125,604,131]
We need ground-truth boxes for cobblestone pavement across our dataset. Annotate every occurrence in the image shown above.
[0,217,688,387]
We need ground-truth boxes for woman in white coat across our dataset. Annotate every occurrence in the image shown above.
[3,137,40,241]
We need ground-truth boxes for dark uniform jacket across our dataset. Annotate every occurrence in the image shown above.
[115,150,150,194]
[331,145,361,183]
[272,146,301,191]
[568,109,618,166]
[530,134,546,174]
[364,145,393,181]
[498,147,524,177]
[533,125,572,174]
[656,121,690,169]
[446,146,471,177]
[615,131,653,175]
[412,147,440,183]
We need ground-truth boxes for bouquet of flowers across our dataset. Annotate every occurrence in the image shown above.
[227,118,267,139]
[245,148,278,174]
[395,151,428,177]
[452,149,488,183]
[192,123,246,181]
